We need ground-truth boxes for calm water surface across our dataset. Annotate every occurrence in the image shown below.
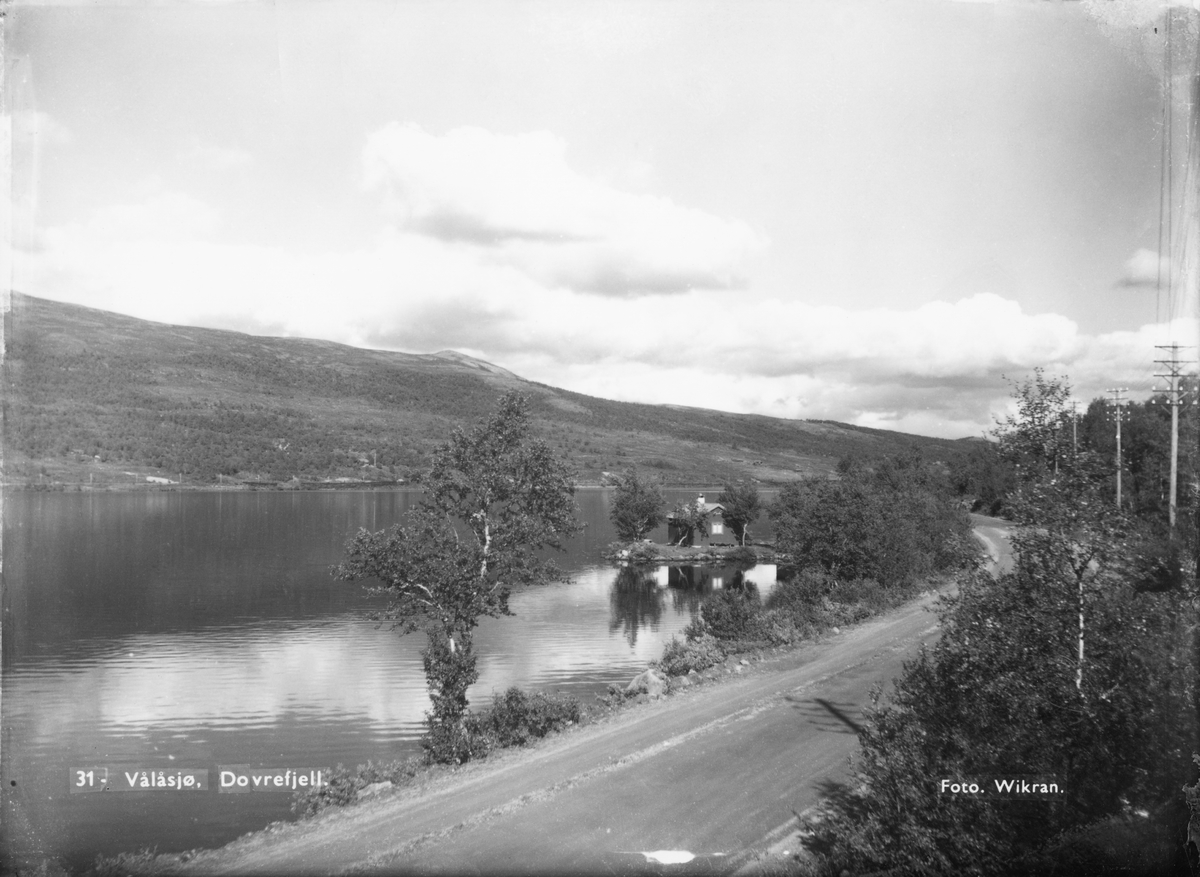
[1,489,776,871]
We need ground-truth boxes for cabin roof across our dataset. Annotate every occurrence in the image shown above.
[667,499,725,519]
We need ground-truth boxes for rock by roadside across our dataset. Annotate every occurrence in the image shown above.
[625,668,669,699]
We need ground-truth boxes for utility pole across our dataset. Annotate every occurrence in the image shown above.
[1071,400,1078,457]
[1154,344,1193,529]
[1106,388,1128,509]
[1054,420,1061,476]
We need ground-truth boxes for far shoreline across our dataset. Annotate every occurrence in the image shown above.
[3,480,788,493]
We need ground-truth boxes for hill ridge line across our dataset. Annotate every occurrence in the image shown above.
[2,293,968,488]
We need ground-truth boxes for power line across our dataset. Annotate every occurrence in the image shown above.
[1157,10,1170,326]
[1161,5,1171,326]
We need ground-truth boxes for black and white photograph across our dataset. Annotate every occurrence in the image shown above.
[2,1,1198,874]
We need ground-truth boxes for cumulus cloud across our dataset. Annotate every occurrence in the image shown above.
[361,123,765,296]
[1118,247,1173,288]
[360,289,1084,385]
[24,188,1190,440]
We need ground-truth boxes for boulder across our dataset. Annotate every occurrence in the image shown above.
[673,674,694,689]
[626,668,668,699]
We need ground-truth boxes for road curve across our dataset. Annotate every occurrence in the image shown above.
[179,524,1012,877]
[970,513,1015,577]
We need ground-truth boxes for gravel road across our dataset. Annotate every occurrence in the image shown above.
[177,522,1012,877]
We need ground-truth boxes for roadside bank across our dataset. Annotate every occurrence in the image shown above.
[88,520,1007,876]
[90,581,953,876]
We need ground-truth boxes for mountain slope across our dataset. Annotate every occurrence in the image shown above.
[2,294,966,487]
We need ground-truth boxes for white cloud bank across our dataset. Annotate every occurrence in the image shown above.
[18,125,1197,439]
[362,123,766,296]
[1119,248,1173,288]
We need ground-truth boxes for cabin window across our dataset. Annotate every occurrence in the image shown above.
[711,522,724,535]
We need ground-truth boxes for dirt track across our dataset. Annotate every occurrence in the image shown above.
[175,520,1011,877]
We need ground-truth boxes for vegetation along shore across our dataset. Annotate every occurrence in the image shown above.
[85,367,1197,876]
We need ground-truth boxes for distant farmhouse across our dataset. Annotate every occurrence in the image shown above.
[666,493,737,546]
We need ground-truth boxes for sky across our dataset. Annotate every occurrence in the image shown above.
[4,0,1198,438]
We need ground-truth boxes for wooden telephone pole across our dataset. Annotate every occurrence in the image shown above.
[1071,400,1078,457]
[1154,344,1193,529]
[1106,388,1128,509]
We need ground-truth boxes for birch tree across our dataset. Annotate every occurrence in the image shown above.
[335,392,581,763]
[609,467,665,541]
[717,479,761,545]
[669,498,710,546]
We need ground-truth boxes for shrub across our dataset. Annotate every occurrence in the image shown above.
[825,577,896,619]
[595,684,631,710]
[422,718,496,765]
[695,588,763,642]
[770,456,977,587]
[656,634,726,676]
[801,675,1012,877]
[467,687,582,749]
[725,545,758,566]
[1031,812,1185,877]
[766,569,907,634]
[766,567,833,615]
[754,608,808,645]
[89,849,164,877]
[291,758,422,818]
[609,542,657,561]
[624,542,660,563]
[803,555,1198,875]
[605,541,660,563]
[819,597,873,627]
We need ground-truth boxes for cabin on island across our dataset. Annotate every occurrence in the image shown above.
[666,493,737,546]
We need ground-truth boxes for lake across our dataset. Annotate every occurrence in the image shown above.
[0,488,777,872]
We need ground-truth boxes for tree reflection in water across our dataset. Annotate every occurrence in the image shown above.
[609,560,765,646]
[609,564,665,646]
[665,563,753,605]
[667,565,707,616]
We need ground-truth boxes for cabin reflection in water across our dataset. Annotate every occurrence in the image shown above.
[665,563,777,595]
[608,563,778,645]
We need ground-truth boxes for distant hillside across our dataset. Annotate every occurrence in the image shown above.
[1,294,967,488]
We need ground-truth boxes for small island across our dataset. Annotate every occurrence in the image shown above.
[605,477,778,564]
[606,539,780,565]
